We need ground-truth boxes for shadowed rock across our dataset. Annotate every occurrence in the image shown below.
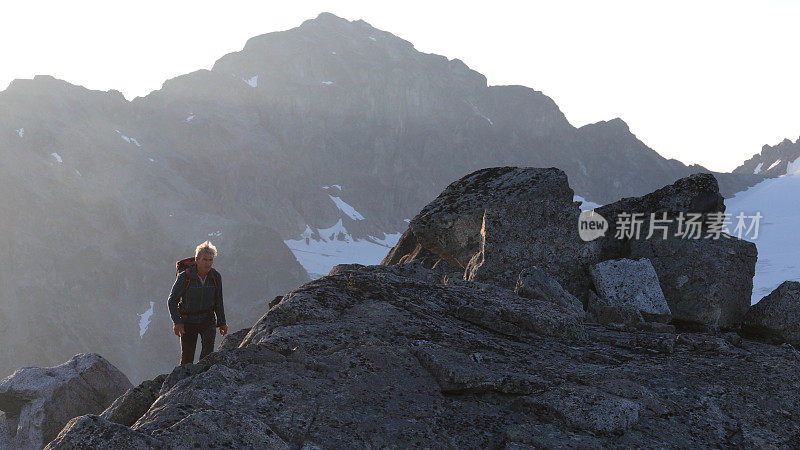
[743,281,800,346]
[629,234,756,329]
[383,167,576,270]
[100,374,167,427]
[515,266,584,316]
[45,415,166,449]
[0,353,131,449]
[595,173,757,329]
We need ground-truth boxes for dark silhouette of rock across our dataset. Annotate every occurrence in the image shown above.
[743,281,800,346]
[100,374,167,427]
[0,353,131,449]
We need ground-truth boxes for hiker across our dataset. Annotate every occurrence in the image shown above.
[167,241,228,365]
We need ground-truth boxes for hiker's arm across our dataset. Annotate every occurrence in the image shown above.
[167,272,186,325]
[215,272,226,328]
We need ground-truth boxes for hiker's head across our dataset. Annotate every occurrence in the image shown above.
[195,241,216,273]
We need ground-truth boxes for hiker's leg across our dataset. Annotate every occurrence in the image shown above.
[179,323,200,365]
[198,321,216,361]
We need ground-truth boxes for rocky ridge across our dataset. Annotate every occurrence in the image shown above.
[42,168,800,448]
[734,136,800,177]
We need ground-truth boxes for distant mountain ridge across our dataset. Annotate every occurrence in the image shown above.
[0,12,774,381]
[733,136,800,177]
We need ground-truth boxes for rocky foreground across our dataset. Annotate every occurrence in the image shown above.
[11,167,800,448]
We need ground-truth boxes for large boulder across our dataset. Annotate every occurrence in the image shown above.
[0,353,132,449]
[382,168,756,325]
[628,234,756,329]
[595,173,757,329]
[590,258,671,323]
[742,281,800,346]
[383,167,597,297]
[383,167,577,270]
[465,199,593,296]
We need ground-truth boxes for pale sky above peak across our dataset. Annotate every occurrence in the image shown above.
[2,0,798,172]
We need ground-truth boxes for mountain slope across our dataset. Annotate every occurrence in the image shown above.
[0,12,770,381]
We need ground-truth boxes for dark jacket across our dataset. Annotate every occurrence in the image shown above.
[167,266,226,326]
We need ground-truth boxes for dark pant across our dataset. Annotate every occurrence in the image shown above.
[180,320,216,365]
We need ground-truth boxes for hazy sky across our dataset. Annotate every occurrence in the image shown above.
[2,0,798,172]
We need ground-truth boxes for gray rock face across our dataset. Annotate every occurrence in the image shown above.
[49,263,800,448]
[0,353,132,449]
[528,385,642,434]
[385,167,576,268]
[629,234,756,329]
[590,258,671,322]
[465,199,592,297]
[743,281,800,346]
[515,266,584,315]
[100,374,167,427]
[46,415,167,450]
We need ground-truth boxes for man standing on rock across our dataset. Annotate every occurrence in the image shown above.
[167,241,228,365]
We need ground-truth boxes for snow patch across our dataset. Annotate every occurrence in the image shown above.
[785,157,800,176]
[75,169,82,177]
[322,81,334,85]
[51,153,63,163]
[368,36,377,41]
[403,218,411,223]
[148,158,155,162]
[573,195,602,211]
[115,130,141,147]
[753,162,764,174]
[466,99,493,126]
[243,76,258,88]
[185,114,195,122]
[331,51,337,55]
[138,301,155,338]
[726,173,800,303]
[16,128,24,138]
[329,195,365,220]
[767,160,782,171]
[208,230,222,237]
[285,220,401,278]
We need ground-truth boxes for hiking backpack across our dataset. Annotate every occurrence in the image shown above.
[175,256,219,319]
